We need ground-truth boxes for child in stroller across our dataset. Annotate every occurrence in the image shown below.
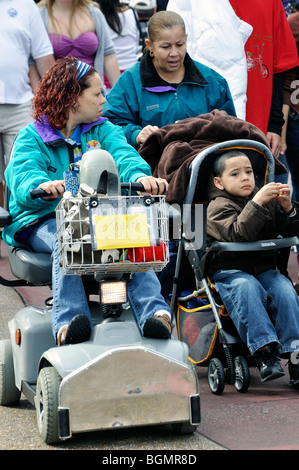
[207,150,299,386]
[167,138,299,394]
[138,110,299,393]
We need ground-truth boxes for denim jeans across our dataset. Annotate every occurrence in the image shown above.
[27,218,170,340]
[211,269,299,355]
[274,154,289,185]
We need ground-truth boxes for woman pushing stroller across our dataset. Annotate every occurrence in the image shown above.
[206,150,299,387]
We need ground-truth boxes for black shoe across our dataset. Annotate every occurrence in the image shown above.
[255,344,285,382]
[288,353,299,389]
[57,314,91,346]
[143,314,172,339]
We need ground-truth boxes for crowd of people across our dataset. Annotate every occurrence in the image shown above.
[1,0,299,386]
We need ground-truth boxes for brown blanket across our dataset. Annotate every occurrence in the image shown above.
[139,110,286,203]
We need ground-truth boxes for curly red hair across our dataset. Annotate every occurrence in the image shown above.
[33,56,97,129]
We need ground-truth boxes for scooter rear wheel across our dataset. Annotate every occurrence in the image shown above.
[0,339,21,405]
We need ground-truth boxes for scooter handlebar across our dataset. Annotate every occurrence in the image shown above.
[120,182,145,192]
[30,182,146,199]
[30,188,49,199]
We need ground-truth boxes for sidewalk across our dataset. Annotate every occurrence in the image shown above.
[0,242,298,450]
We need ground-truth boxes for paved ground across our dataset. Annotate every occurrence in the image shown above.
[0,242,298,451]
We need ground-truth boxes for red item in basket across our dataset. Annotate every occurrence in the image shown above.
[128,240,166,263]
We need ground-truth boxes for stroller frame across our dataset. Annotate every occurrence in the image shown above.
[170,139,299,394]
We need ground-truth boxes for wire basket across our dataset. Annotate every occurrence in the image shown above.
[56,194,169,275]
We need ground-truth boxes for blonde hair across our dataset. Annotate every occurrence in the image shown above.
[147,10,186,43]
[37,0,99,35]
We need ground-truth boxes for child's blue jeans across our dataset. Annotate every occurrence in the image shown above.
[211,268,299,355]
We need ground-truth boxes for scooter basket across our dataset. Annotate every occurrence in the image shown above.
[56,195,169,274]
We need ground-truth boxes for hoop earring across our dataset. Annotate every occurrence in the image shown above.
[149,50,154,58]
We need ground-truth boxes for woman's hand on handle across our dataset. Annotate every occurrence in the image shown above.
[38,180,65,199]
[136,176,168,195]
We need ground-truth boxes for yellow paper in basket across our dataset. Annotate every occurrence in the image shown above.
[93,213,150,250]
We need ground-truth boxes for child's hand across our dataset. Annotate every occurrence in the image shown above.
[253,183,293,214]
[252,182,280,206]
[276,183,293,213]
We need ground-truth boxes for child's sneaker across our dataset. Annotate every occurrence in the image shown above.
[254,344,285,382]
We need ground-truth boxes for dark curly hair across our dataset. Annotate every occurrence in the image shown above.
[33,56,97,129]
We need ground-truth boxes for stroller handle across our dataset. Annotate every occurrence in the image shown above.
[30,182,146,199]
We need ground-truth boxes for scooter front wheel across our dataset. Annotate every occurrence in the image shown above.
[171,421,197,434]
[36,366,62,444]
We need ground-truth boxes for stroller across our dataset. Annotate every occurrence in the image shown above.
[169,139,299,395]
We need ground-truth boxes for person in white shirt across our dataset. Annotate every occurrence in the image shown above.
[97,0,140,90]
[166,0,252,120]
[0,0,54,206]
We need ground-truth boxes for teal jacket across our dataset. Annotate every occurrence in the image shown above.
[3,117,151,247]
[103,51,236,148]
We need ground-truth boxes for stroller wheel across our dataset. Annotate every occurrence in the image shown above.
[234,356,250,393]
[208,358,225,395]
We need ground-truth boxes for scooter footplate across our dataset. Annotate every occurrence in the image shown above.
[58,346,198,435]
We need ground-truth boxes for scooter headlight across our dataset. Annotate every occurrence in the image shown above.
[100,281,127,304]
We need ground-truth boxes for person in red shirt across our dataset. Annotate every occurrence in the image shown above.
[229,0,299,157]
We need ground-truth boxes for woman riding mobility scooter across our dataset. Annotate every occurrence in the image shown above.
[0,57,200,444]
[0,148,200,444]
